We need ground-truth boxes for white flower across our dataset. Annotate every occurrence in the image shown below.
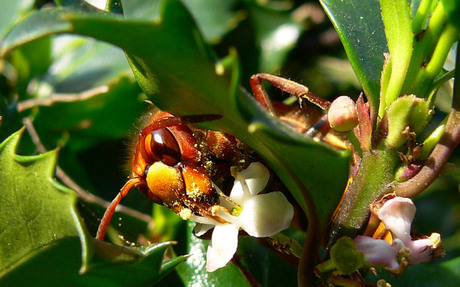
[192,162,294,272]
[354,197,440,273]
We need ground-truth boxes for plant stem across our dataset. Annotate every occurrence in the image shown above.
[414,24,459,97]
[393,109,460,197]
[393,36,460,197]
[403,1,447,95]
[412,0,434,34]
[327,147,399,248]
[298,216,320,287]
[432,69,455,90]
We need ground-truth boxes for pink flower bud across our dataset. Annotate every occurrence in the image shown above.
[328,96,358,132]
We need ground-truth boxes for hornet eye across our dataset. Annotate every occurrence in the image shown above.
[146,129,181,166]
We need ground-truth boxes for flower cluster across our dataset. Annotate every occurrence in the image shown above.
[190,162,294,272]
[354,197,442,273]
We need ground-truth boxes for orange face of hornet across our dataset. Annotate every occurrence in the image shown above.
[96,111,252,240]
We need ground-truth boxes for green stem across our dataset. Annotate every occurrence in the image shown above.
[378,54,392,118]
[295,165,324,287]
[346,131,362,157]
[403,1,447,94]
[412,0,436,34]
[414,24,459,97]
[426,25,458,75]
[423,0,448,49]
[380,0,414,107]
[432,69,455,90]
[327,147,399,247]
[391,35,460,197]
[393,109,460,196]
[419,116,446,160]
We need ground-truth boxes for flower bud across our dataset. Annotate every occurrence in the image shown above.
[328,95,358,132]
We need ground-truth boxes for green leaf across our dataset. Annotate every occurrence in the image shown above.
[42,36,132,93]
[176,221,251,286]
[13,34,143,152]
[380,0,414,114]
[247,2,303,73]
[0,128,186,286]
[1,237,185,286]
[28,75,143,151]
[0,0,32,41]
[441,0,460,29]
[238,236,298,287]
[81,240,184,286]
[1,0,350,246]
[183,0,241,44]
[0,128,83,274]
[320,0,387,114]
[120,0,161,19]
[367,257,460,286]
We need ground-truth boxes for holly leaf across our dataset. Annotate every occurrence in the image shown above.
[0,129,186,286]
[0,127,83,274]
[27,74,143,152]
[0,0,32,41]
[320,0,387,113]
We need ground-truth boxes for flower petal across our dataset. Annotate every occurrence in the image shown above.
[406,238,433,264]
[206,224,239,272]
[230,162,270,204]
[239,191,293,237]
[194,223,214,237]
[378,197,415,243]
[354,236,402,269]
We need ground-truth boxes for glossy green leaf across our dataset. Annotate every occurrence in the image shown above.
[0,128,82,275]
[1,0,350,250]
[11,33,143,152]
[367,257,460,286]
[441,0,460,29]
[183,0,241,44]
[55,0,104,12]
[0,129,187,286]
[238,236,298,287]
[247,2,303,73]
[380,0,413,112]
[42,35,132,93]
[0,0,32,41]
[176,221,251,287]
[320,0,387,113]
[1,237,185,286]
[81,240,184,286]
[28,75,143,151]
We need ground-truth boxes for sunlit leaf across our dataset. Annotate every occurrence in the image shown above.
[0,0,32,41]
[320,0,387,113]
[0,128,186,286]
[0,128,82,274]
